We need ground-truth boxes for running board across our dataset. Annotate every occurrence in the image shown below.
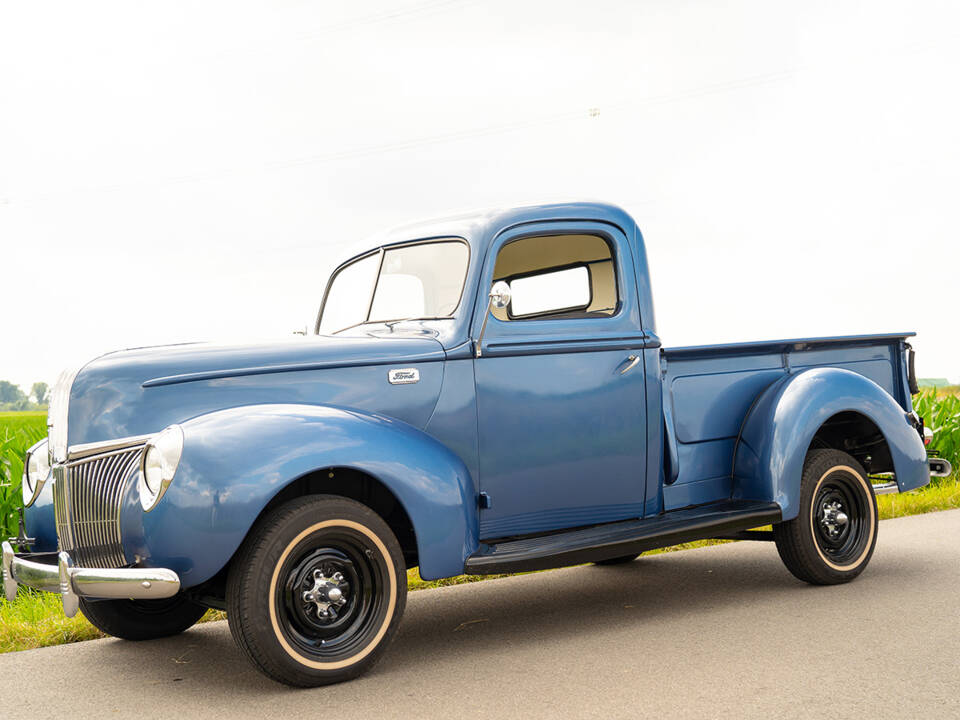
[465,500,782,575]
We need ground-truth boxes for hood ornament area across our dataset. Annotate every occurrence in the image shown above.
[388,368,420,385]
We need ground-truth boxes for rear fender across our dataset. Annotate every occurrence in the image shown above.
[125,404,477,587]
[732,367,928,521]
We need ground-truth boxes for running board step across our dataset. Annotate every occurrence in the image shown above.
[464,500,782,575]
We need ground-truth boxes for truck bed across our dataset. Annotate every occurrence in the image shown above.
[660,332,914,510]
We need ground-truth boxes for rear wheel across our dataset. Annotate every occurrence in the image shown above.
[227,495,406,687]
[774,449,878,585]
[78,595,207,641]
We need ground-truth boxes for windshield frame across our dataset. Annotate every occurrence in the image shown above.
[315,237,471,335]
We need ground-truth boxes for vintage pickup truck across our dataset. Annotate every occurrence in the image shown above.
[4,202,950,686]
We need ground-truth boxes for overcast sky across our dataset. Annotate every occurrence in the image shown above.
[1,0,958,392]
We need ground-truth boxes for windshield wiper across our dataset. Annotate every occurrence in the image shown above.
[329,318,418,335]
[328,321,368,335]
[329,317,448,336]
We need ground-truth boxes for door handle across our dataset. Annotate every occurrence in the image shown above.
[619,355,640,375]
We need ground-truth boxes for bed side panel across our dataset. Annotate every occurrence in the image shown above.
[661,338,906,511]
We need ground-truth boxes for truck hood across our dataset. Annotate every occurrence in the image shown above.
[66,334,447,448]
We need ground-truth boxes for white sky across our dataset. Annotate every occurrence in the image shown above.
[2,0,958,392]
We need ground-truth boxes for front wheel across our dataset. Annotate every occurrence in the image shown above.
[774,449,878,585]
[227,495,407,687]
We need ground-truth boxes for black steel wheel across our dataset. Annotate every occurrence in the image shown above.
[227,495,406,687]
[774,449,878,585]
[78,594,207,641]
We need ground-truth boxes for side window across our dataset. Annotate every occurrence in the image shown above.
[491,234,618,321]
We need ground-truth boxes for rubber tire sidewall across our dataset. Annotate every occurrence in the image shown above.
[774,449,879,585]
[78,595,207,641]
[226,495,407,687]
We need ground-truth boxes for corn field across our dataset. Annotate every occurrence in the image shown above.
[0,412,47,541]
[913,389,960,478]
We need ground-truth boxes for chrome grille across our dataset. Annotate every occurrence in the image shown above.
[53,446,143,568]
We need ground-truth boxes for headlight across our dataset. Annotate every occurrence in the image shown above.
[138,425,184,512]
[22,438,50,507]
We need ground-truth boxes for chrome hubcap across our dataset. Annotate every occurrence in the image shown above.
[302,570,348,618]
[819,500,849,539]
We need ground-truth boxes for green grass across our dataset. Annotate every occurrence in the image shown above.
[0,590,226,654]
[0,590,103,653]
[876,477,960,518]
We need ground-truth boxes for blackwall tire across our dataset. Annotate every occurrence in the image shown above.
[78,595,207,641]
[226,495,407,687]
[774,449,878,585]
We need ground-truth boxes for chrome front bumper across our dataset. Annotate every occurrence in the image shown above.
[2,541,180,617]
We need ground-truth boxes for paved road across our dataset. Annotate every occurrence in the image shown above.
[5,510,959,719]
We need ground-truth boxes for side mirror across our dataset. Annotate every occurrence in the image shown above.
[489,281,511,309]
[475,281,512,358]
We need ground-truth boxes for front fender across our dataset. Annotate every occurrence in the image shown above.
[733,367,928,521]
[124,404,477,587]
[23,474,57,552]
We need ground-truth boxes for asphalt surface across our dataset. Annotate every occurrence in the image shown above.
[4,510,959,719]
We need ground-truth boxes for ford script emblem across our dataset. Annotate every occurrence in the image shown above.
[388,368,420,385]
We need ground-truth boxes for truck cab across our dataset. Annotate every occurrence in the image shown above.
[4,202,945,687]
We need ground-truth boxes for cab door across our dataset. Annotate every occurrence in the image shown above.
[472,222,650,539]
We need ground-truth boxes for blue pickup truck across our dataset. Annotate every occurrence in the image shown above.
[4,202,949,686]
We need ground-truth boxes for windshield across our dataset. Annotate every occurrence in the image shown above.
[318,239,470,334]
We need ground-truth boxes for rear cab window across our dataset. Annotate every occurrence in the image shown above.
[491,234,619,322]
